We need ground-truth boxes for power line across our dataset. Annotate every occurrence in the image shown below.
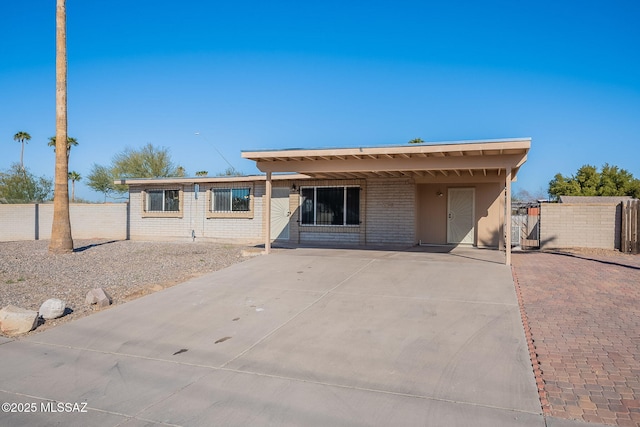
[194,132,237,172]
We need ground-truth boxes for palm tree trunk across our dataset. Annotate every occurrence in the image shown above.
[49,0,73,254]
[20,142,24,169]
[71,180,75,202]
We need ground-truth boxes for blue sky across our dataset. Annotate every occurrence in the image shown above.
[2,0,639,201]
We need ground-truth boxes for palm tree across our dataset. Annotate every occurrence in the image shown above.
[48,136,78,158]
[49,0,73,254]
[13,131,31,169]
[68,171,81,202]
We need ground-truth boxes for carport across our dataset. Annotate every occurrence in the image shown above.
[242,138,531,265]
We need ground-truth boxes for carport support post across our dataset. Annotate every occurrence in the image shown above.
[505,167,512,266]
[265,172,272,254]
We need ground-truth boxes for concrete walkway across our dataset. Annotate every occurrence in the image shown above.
[0,247,605,426]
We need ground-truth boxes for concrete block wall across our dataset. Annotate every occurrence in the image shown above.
[365,178,415,245]
[540,203,620,250]
[129,183,265,243]
[0,204,37,241]
[300,231,361,244]
[65,204,128,240]
[0,203,128,241]
[128,188,189,241]
[202,183,264,242]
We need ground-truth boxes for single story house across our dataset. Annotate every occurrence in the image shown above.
[118,138,531,265]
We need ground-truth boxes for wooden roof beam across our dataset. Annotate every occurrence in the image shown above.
[254,154,526,173]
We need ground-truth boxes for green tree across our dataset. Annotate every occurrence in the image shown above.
[574,165,599,196]
[48,136,78,158]
[13,131,31,169]
[598,164,639,197]
[408,138,424,144]
[68,171,81,202]
[195,170,208,176]
[87,164,126,201]
[88,144,184,200]
[0,164,53,203]
[50,0,73,253]
[548,164,640,200]
[112,144,184,179]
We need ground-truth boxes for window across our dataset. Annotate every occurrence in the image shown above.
[211,188,250,212]
[300,186,360,226]
[146,189,180,212]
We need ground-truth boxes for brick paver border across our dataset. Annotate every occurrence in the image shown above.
[512,265,552,415]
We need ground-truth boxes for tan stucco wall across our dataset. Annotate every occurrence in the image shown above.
[416,182,503,247]
[416,184,447,244]
[475,182,503,248]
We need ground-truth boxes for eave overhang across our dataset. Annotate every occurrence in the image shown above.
[241,138,530,180]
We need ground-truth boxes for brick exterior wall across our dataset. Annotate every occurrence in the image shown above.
[540,203,621,250]
[365,178,416,245]
[2,177,510,249]
[0,203,128,241]
[155,177,417,247]
[128,183,265,243]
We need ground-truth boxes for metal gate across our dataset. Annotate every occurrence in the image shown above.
[511,204,540,249]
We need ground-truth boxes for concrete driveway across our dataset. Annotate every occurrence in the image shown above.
[0,247,601,426]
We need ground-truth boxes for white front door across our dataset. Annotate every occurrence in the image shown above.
[271,187,290,241]
[447,188,475,245]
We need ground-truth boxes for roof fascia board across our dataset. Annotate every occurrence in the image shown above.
[254,154,527,174]
[241,139,530,159]
[115,173,310,186]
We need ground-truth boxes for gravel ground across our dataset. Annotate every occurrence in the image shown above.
[0,239,250,336]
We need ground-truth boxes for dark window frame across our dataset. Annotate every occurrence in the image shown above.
[300,186,360,226]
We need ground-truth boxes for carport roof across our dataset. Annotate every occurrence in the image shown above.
[242,138,530,179]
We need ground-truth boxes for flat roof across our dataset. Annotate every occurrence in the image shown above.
[242,137,531,156]
[242,138,530,180]
[116,173,310,186]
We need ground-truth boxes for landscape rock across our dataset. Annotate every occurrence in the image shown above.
[0,305,39,336]
[39,298,66,320]
[85,288,112,309]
